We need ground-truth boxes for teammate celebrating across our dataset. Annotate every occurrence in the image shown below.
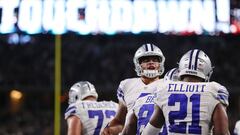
[142,49,230,135]
[101,43,165,135]
[65,81,118,135]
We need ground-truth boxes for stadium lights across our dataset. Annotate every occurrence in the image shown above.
[10,90,23,101]
[0,0,234,35]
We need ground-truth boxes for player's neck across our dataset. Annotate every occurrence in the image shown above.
[141,76,159,85]
[182,76,203,82]
[83,96,97,101]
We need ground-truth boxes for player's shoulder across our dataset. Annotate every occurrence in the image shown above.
[209,81,224,87]
[120,77,140,85]
[156,78,170,88]
[208,81,228,93]
[151,78,165,88]
[118,77,141,91]
[67,100,86,110]
[101,100,119,106]
[64,102,81,119]
[208,81,229,106]
[93,100,119,110]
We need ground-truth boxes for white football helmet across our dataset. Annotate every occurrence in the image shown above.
[68,81,98,104]
[133,43,165,78]
[164,68,179,81]
[178,49,213,81]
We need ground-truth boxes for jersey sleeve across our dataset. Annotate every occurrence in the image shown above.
[64,102,82,119]
[117,80,127,106]
[212,82,229,107]
[65,103,77,119]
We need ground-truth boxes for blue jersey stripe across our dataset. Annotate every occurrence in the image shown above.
[137,93,151,99]
[65,106,76,113]
[117,88,125,102]
[218,90,229,96]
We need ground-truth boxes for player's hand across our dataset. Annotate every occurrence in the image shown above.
[101,127,113,135]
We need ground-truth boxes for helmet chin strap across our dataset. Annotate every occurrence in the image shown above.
[142,70,159,78]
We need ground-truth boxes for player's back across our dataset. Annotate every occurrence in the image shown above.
[155,81,229,135]
[65,100,118,135]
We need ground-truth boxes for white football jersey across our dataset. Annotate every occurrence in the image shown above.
[132,93,158,135]
[117,78,164,128]
[234,120,240,135]
[117,78,164,111]
[65,100,118,135]
[133,93,167,135]
[154,81,229,135]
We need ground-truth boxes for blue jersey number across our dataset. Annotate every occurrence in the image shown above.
[168,94,201,134]
[88,110,116,135]
[137,104,154,135]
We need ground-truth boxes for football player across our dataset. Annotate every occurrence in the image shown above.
[142,49,230,135]
[101,43,165,135]
[65,81,118,135]
[121,68,179,135]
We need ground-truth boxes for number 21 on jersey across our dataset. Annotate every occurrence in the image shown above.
[168,93,201,134]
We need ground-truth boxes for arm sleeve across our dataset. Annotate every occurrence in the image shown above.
[65,104,77,119]
[212,82,229,107]
[117,80,127,106]
[65,102,83,119]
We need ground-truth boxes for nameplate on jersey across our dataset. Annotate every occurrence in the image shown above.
[168,83,206,93]
[82,102,116,109]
